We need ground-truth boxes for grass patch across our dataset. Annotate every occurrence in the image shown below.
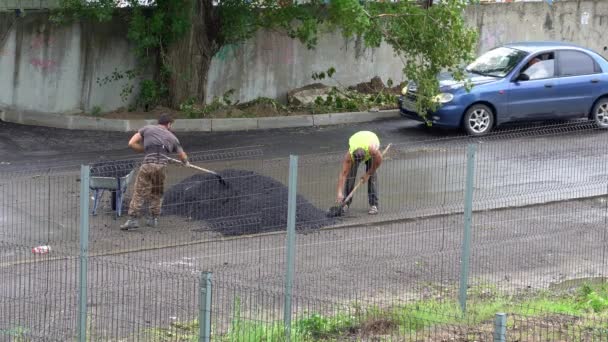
[140,281,608,341]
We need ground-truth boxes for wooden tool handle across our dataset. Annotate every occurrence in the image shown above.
[164,155,219,176]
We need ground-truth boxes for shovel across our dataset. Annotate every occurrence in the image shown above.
[327,143,392,217]
[164,155,228,186]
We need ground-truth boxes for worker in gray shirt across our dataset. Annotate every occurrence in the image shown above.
[120,114,189,230]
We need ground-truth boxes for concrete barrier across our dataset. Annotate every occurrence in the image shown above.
[258,115,313,129]
[0,109,400,132]
[211,118,259,131]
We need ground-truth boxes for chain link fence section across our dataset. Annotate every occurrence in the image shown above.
[2,124,608,340]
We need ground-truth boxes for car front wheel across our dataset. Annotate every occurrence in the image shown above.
[592,97,608,129]
[463,104,494,136]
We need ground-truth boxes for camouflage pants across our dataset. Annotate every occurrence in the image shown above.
[128,163,166,218]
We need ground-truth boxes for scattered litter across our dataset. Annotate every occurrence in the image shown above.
[162,169,335,236]
[32,245,51,254]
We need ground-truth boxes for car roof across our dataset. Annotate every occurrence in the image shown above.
[502,41,589,53]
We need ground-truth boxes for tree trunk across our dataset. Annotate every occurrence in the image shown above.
[166,0,219,107]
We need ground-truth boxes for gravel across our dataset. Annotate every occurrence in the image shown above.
[162,169,335,236]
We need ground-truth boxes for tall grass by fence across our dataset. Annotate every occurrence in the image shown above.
[2,123,608,341]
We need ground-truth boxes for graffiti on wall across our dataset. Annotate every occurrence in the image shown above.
[28,32,58,72]
[29,58,57,71]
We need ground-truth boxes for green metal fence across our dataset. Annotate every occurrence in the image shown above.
[2,124,608,340]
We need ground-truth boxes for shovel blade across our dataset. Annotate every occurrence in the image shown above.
[327,205,344,218]
[216,175,229,187]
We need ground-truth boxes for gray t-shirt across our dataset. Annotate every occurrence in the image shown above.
[139,125,184,164]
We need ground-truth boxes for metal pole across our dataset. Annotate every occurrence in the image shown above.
[459,144,476,314]
[493,313,507,342]
[284,155,298,341]
[199,272,212,342]
[78,165,90,342]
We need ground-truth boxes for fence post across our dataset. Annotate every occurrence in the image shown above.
[284,155,298,341]
[199,272,212,342]
[459,144,476,314]
[493,313,507,342]
[78,165,90,342]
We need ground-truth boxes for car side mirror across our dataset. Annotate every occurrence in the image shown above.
[516,73,530,82]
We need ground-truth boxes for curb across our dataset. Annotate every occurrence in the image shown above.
[0,109,400,132]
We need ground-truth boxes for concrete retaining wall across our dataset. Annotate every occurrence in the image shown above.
[0,12,143,114]
[465,1,608,55]
[206,30,405,104]
[2,1,608,118]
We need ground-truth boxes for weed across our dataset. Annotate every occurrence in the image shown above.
[91,106,102,116]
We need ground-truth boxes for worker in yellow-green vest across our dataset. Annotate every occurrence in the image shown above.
[335,131,382,215]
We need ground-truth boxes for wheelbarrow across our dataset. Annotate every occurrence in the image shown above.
[90,165,135,218]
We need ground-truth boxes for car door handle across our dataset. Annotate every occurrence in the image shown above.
[544,83,553,88]
[591,79,600,83]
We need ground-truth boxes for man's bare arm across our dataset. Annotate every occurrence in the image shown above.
[336,152,352,202]
[128,133,144,153]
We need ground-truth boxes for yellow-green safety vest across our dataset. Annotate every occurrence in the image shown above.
[348,131,380,162]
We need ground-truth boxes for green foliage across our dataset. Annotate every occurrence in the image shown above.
[222,89,236,106]
[137,79,164,111]
[125,0,191,59]
[55,0,477,116]
[296,312,358,340]
[90,105,102,116]
[578,283,608,313]
[179,89,236,118]
[52,0,115,23]
[309,68,399,114]
[96,68,138,103]
[54,0,190,108]
[135,282,608,341]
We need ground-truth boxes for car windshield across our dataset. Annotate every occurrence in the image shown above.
[466,47,528,78]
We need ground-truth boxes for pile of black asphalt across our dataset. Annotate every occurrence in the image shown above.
[162,169,335,236]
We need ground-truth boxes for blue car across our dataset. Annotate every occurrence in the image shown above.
[399,42,608,135]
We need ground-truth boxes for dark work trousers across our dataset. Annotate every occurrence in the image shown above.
[343,159,378,207]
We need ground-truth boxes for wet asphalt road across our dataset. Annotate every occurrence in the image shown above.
[0,117,603,169]
[0,118,459,169]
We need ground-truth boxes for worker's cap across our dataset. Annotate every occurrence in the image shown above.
[158,113,175,126]
[352,148,366,162]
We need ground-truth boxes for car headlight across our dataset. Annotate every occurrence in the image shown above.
[401,87,408,95]
[433,93,454,104]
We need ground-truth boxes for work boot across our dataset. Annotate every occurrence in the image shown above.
[120,219,139,230]
[146,217,159,227]
[368,205,378,215]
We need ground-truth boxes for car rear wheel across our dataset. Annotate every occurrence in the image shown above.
[463,104,494,136]
[592,97,608,129]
